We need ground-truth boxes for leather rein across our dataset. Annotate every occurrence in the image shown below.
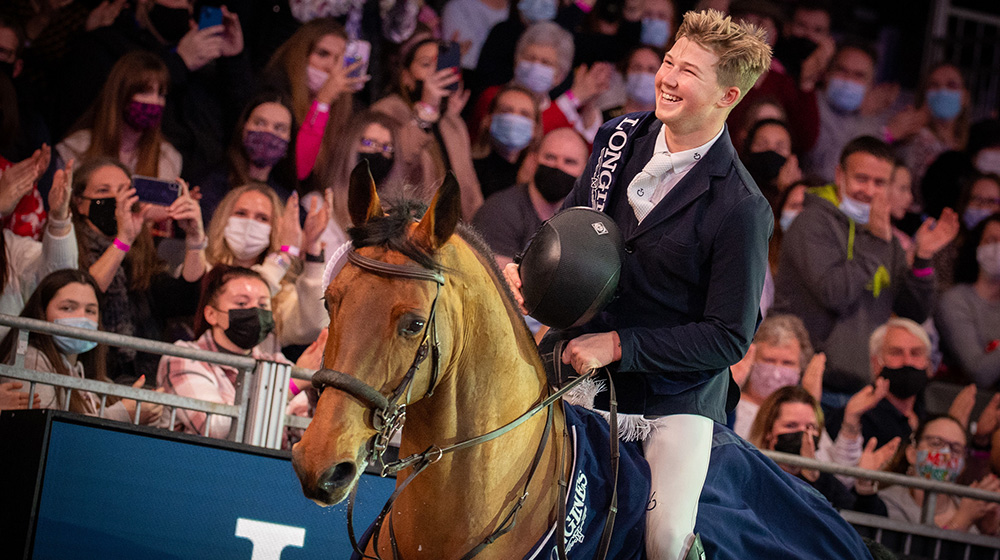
[311,249,620,560]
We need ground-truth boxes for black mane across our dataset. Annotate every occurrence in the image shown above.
[347,200,439,271]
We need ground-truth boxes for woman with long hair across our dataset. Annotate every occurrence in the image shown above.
[263,18,365,185]
[71,158,205,382]
[748,385,894,515]
[372,32,482,219]
[196,92,300,224]
[0,268,162,424]
[204,183,328,348]
[56,50,181,180]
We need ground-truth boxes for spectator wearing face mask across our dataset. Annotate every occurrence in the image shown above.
[803,43,928,184]
[931,174,1000,293]
[157,266,325,439]
[318,111,403,240]
[262,18,367,187]
[55,1,249,179]
[888,160,916,258]
[936,214,1000,389]
[71,158,205,383]
[825,318,939,450]
[772,137,959,409]
[897,63,972,198]
[603,46,661,122]
[741,118,803,202]
[195,93,299,225]
[0,269,163,425]
[470,22,610,144]
[471,84,542,199]
[57,51,180,181]
[732,314,891,478]
[204,183,329,348]
[725,0,822,156]
[474,0,563,95]
[921,119,1000,223]
[637,0,675,50]
[748,385,895,515]
[879,415,1000,535]
[472,127,588,270]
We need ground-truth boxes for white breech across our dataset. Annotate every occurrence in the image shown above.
[642,414,714,560]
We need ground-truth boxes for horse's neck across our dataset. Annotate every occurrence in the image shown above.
[392,240,565,558]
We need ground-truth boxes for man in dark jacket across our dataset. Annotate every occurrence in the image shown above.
[771,136,959,410]
[507,10,773,560]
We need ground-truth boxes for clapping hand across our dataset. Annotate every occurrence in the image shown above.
[948,383,978,430]
[302,194,329,256]
[0,145,48,216]
[48,158,74,222]
[278,192,303,250]
[85,0,126,32]
[915,207,960,259]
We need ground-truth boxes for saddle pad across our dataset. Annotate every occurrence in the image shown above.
[523,403,649,560]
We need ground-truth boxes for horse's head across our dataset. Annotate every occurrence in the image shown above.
[292,162,462,506]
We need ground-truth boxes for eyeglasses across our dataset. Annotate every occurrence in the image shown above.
[918,434,967,457]
[969,196,1000,208]
[359,138,394,155]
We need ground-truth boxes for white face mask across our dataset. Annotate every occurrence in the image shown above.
[977,241,1000,278]
[306,65,329,95]
[224,216,272,261]
[839,195,871,225]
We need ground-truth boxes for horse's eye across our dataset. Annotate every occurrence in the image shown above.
[398,315,426,337]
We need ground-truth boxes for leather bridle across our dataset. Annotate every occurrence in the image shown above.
[310,248,619,560]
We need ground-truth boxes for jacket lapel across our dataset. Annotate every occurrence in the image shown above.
[631,126,735,239]
[617,121,661,202]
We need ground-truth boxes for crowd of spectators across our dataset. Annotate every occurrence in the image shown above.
[0,0,999,540]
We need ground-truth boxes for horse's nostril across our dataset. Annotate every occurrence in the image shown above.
[317,461,357,495]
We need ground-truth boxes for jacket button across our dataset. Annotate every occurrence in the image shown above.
[624,242,634,254]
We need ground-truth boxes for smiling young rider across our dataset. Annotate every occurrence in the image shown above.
[505,10,773,560]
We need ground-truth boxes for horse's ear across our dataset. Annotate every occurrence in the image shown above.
[414,172,461,249]
[348,159,384,227]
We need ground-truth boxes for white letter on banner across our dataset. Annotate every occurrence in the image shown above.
[235,518,306,560]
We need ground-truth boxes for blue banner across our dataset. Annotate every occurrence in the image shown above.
[32,421,395,560]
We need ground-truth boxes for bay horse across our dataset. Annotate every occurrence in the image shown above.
[292,168,619,559]
[292,165,878,560]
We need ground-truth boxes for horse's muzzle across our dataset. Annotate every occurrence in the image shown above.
[292,444,360,506]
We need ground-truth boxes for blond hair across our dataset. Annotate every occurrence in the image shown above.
[206,183,284,266]
[676,9,772,102]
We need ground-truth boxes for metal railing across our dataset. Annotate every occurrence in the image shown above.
[0,314,315,449]
[763,450,1000,558]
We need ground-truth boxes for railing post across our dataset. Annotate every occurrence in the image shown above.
[921,491,939,526]
[264,363,292,449]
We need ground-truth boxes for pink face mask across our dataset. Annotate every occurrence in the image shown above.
[306,65,329,94]
[124,100,163,130]
[746,362,801,399]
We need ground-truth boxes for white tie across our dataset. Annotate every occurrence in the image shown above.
[627,151,673,223]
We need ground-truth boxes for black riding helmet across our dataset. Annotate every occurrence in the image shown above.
[518,207,624,329]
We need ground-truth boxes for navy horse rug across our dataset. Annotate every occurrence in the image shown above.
[527,403,873,560]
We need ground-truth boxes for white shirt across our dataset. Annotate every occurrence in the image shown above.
[648,122,724,205]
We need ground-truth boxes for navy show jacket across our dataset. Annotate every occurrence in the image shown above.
[562,112,773,423]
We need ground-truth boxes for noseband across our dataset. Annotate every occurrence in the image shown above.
[311,249,444,462]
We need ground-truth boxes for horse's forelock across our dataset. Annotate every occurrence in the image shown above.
[346,200,439,271]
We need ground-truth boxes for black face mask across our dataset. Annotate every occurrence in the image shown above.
[224,307,275,350]
[743,150,787,190]
[0,61,15,79]
[85,197,118,238]
[773,35,818,81]
[773,431,820,455]
[149,4,192,45]
[881,365,928,399]
[533,164,577,203]
[358,152,394,185]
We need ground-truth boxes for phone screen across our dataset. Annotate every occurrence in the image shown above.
[436,41,462,92]
[198,6,223,29]
[132,176,180,206]
[344,40,371,85]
